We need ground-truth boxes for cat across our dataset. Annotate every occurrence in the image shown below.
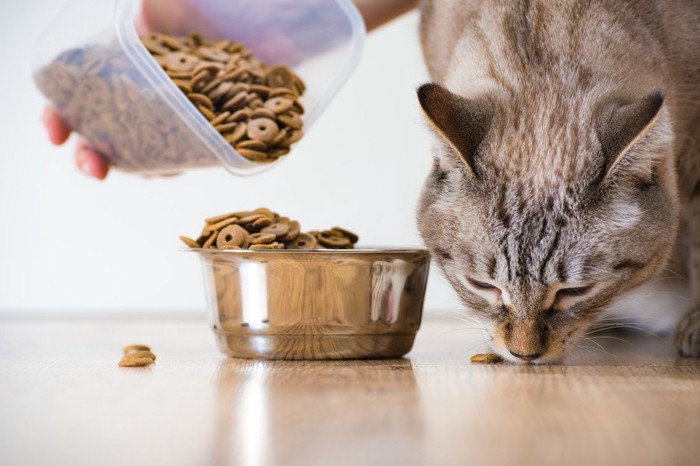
[415,0,700,363]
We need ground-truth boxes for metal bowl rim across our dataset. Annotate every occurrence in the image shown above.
[182,247,430,256]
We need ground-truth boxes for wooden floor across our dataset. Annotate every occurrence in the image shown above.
[1,313,699,466]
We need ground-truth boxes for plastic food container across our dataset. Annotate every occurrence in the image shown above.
[32,0,364,175]
[190,248,431,360]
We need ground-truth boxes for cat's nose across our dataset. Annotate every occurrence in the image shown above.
[509,350,542,361]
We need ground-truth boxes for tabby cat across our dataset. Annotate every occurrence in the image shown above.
[416,0,700,362]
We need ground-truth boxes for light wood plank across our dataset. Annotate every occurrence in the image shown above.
[0,313,698,466]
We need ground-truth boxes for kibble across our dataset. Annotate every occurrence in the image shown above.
[34,32,306,172]
[119,344,157,367]
[143,33,306,163]
[118,357,155,367]
[180,208,359,250]
[470,353,503,364]
[123,344,151,353]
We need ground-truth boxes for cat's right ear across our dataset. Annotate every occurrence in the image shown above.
[417,83,494,179]
[595,92,666,186]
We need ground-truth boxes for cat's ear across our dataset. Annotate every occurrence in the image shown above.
[596,92,665,185]
[417,83,494,178]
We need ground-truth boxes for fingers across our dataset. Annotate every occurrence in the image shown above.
[74,142,110,180]
[42,107,72,145]
[140,0,190,34]
[44,107,109,179]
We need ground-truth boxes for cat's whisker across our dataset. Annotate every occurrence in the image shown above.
[588,322,657,331]
[579,337,614,356]
[655,266,686,280]
[432,313,487,330]
[461,337,493,359]
[587,335,639,349]
[597,315,668,323]
[586,322,653,335]
[439,326,487,334]
[573,344,595,354]
[581,266,622,279]
[433,310,484,322]
[594,315,670,329]
[604,291,690,307]
[425,327,489,347]
[587,324,650,333]
[575,343,612,356]
[451,317,484,327]
[586,324,666,342]
[581,336,607,352]
[433,312,476,322]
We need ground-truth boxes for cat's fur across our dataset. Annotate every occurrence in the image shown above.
[416,0,700,362]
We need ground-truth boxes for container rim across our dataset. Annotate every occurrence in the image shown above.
[182,247,431,256]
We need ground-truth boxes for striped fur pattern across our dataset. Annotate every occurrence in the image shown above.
[417,0,700,362]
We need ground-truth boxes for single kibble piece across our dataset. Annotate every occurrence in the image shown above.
[261,223,290,239]
[249,232,277,245]
[317,232,352,249]
[119,345,157,368]
[470,353,503,364]
[286,233,318,249]
[122,350,158,361]
[264,97,294,114]
[118,357,155,367]
[180,236,200,248]
[217,224,249,249]
[331,227,359,244]
[123,344,151,354]
[247,118,279,144]
[281,221,301,242]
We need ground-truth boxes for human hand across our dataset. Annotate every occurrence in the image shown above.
[40,0,180,180]
[42,106,110,180]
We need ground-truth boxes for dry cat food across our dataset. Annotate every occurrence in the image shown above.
[470,353,503,364]
[180,207,359,250]
[142,33,306,162]
[34,33,305,172]
[118,344,157,367]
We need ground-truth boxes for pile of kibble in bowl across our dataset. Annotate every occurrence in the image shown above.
[180,208,359,250]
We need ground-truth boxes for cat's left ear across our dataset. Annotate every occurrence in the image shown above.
[596,92,666,185]
[417,83,494,179]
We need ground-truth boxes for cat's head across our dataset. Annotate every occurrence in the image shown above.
[417,83,679,363]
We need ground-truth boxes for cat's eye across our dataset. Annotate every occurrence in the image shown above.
[469,279,498,290]
[467,278,503,301]
[555,285,592,300]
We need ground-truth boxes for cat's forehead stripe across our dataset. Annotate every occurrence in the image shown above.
[490,177,577,287]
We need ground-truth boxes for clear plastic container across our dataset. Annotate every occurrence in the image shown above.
[32,0,365,175]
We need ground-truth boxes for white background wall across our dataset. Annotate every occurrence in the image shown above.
[0,0,461,314]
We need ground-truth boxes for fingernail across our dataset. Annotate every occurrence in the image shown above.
[76,150,94,176]
[78,158,92,176]
[78,153,108,180]
[43,110,57,142]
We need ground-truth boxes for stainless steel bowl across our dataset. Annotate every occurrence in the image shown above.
[189,248,431,360]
